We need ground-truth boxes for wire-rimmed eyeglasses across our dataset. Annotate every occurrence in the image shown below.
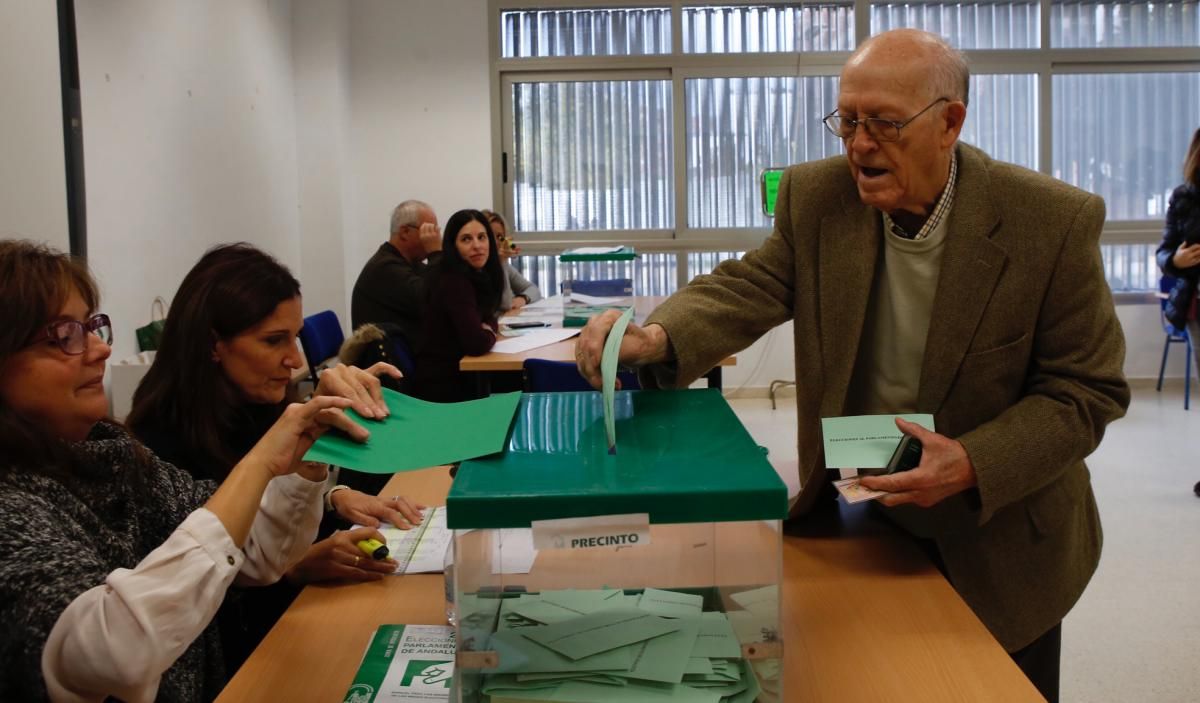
[822,97,949,143]
[28,314,113,355]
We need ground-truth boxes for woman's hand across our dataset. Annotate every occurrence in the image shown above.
[315,362,403,420]
[331,489,425,528]
[1173,242,1200,269]
[285,526,398,584]
[510,296,527,310]
[244,395,367,479]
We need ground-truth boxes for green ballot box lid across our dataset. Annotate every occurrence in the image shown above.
[446,389,787,529]
[558,246,638,262]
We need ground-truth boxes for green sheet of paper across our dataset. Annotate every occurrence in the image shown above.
[636,588,704,619]
[303,389,521,473]
[601,307,635,452]
[624,617,702,684]
[520,610,681,661]
[689,612,742,660]
[820,413,934,468]
[486,630,634,674]
[487,679,722,703]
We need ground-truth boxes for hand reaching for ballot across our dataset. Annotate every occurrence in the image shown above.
[575,310,671,390]
[858,418,978,508]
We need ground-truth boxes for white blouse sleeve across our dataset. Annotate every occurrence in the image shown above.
[41,474,324,703]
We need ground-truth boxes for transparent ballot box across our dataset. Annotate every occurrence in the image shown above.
[446,389,787,703]
[558,246,639,327]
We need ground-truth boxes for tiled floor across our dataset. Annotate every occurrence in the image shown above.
[728,382,1200,703]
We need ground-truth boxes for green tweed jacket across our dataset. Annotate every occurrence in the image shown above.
[646,143,1131,651]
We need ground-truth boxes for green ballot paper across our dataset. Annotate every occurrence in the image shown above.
[820,413,934,469]
[600,307,635,452]
[305,389,521,474]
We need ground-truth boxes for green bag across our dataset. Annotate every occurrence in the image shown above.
[136,297,167,352]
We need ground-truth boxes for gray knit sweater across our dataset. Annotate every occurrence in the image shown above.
[0,422,222,702]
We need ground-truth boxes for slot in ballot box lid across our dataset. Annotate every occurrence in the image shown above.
[446,389,787,529]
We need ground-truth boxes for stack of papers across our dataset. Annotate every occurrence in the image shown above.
[367,506,452,574]
[473,588,764,702]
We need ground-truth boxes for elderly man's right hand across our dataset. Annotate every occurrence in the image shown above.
[419,222,442,254]
[575,309,671,389]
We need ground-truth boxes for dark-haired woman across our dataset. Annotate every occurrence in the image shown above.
[409,209,504,402]
[1156,127,1200,496]
[127,243,424,674]
[0,239,363,701]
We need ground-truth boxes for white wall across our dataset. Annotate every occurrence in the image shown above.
[345,0,494,274]
[60,0,1179,388]
[292,0,354,320]
[0,0,70,252]
[75,0,301,361]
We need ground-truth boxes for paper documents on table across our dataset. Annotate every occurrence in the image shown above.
[482,587,766,703]
[361,506,451,574]
[304,388,520,474]
[491,328,580,354]
[342,624,455,703]
[564,246,625,256]
[820,413,934,468]
[567,292,624,305]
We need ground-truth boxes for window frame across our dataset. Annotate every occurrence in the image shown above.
[489,0,1200,258]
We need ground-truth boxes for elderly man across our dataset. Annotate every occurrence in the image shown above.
[351,200,442,350]
[577,29,1129,701]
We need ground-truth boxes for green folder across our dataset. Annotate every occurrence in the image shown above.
[304,389,521,474]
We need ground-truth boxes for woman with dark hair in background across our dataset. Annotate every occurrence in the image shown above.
[482,209,541,313]
[0,239,361,701]
[409,209,504,402]
[1156,128,1200,496]
[127,243,424,674]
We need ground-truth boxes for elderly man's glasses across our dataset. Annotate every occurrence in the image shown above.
[822,97,949,143]
[28,314,113,355]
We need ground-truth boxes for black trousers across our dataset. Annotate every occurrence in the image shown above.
[914,537,1061,702]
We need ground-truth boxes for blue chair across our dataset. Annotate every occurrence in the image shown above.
[524,358,641,392]
[298,310,345,386]
[563,278,633,297]
[1156,275,1192,410]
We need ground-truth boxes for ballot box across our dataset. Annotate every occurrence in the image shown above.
[446,389,787,703]
[558,247,638,327]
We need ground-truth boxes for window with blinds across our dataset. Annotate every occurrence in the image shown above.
[493,1,1200,292]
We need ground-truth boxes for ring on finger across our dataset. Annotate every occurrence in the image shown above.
[354,555,361,567]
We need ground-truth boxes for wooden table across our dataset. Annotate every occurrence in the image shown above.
[218,468,1043,702]
[461,296,735,389]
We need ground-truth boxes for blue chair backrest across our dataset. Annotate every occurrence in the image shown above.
[1159,275,1190,337]
[564,278,633,297]
[524,358,641,392]
[299,310,345,374]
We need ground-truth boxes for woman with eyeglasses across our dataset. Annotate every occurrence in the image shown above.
[1156,127,1200,496]
[482,209,541,314]
[0,239,367,701]
[126,243,425,676]
[408,209,504,403]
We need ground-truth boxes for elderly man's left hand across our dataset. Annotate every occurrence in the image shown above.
[314,362,403,420]
[858,417,978,508]
[330,488,425,528]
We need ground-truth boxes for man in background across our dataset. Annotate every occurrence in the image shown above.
[351,199,442,351]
